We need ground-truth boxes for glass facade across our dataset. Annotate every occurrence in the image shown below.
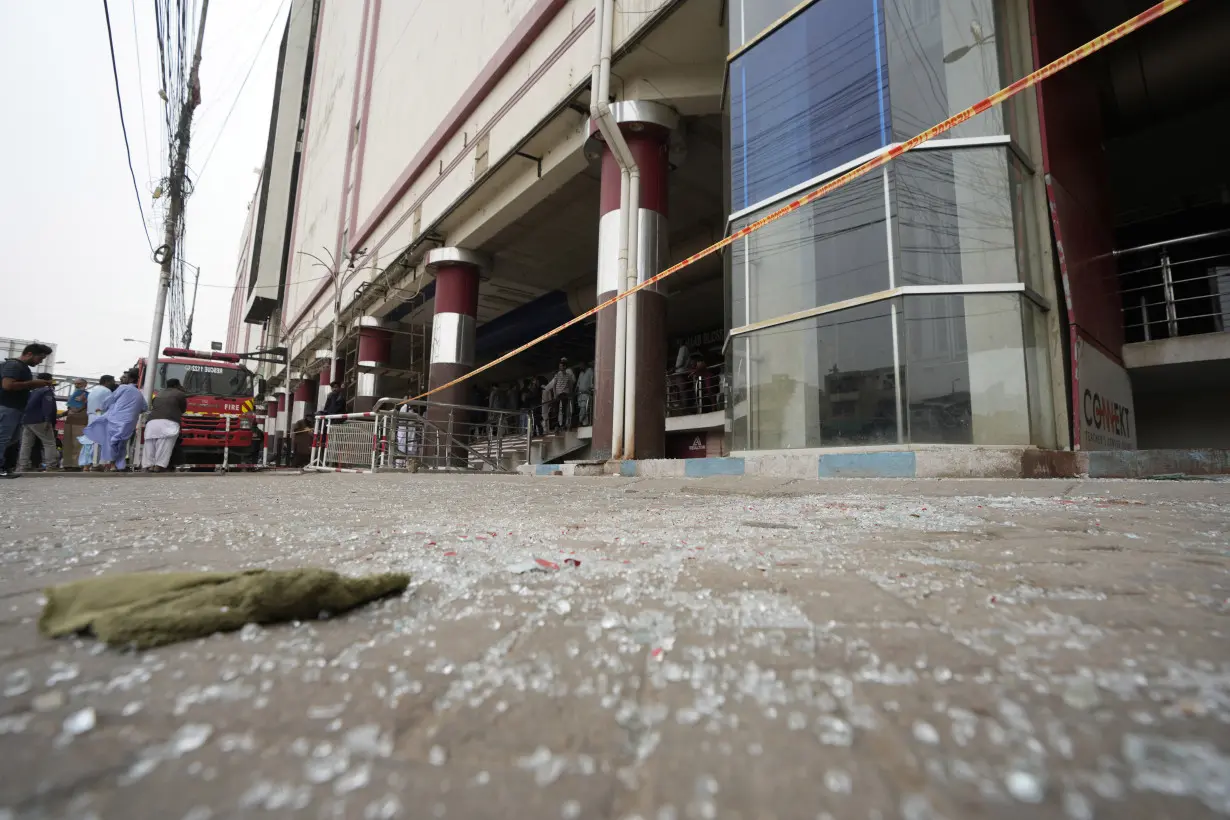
[892,147,1023,288]
[729,0,889,210]
[726,0,1054,451]
[731,172,891,325]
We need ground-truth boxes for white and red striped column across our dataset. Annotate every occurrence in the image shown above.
[292,377,316,426]
[275,388,290,465]
[355,317,392,412]
[589,101,677,460]
[316,368,332,413]
[264,398,277,465]
[425,248,488,409]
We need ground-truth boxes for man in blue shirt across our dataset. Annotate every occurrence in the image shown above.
[77,375,116,470]
[18,374,59,472]
[0,343,54,478]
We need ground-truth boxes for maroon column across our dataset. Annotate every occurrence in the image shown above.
[588,101,677,460]
[317,369,332,413]
[293,378,317,423]
[425,248,488,452]
[354,318,392,412]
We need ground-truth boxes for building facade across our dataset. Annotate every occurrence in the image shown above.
[227,0,1230,472]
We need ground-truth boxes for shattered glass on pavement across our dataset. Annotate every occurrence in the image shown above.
[0,473,1227,819]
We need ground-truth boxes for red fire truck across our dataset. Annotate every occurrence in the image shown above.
[134,348,262,465]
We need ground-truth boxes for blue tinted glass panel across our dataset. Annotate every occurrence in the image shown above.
[730,0,889,210]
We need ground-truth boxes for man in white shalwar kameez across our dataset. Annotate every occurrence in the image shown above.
[142,378,188,471]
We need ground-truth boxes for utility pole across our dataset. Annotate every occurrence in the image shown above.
[184,267,201,348]
[143,0,210,405]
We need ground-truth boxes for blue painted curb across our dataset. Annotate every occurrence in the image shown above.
[684,458,746,478]
[818,452,916,478]
[619,461,638,477]
[535,464,562,476]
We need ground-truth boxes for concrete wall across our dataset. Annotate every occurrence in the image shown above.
[281,0,365,330]
[277,0,675,367]
[226,178,264,353]
[245,0,316,325]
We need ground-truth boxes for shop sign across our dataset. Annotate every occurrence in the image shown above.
[1076,338,1136,450]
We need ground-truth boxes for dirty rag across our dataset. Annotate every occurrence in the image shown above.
[39,568,410,649]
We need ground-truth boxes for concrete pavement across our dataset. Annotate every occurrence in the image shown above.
[1,474,1228,819]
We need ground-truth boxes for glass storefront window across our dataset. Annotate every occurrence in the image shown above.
[892,147,1021,287]
[732,172,890,326]
[885,0,1019,140]
[901,293,1030,445]
[729,0,889,211]
[729,294,1042,450]
[731,301,900,451]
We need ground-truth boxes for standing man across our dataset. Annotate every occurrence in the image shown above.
[61,378,90,468]
[575,362,595,427]
[142,377,188,472]
[18,374,59,472]
[78,375,116,470]
[0,343,53,479]
[548,358,577,432]
[487,383,506,437]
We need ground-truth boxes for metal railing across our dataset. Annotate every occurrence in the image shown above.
[1118,229,1230,343]
[307,399,535,474]
[667,365,727,418]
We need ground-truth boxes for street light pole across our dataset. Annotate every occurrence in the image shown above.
[298,249,343,384]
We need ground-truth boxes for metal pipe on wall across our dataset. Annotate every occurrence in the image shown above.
[592,0,641,460]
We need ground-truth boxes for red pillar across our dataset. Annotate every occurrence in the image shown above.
[589,101,677,460]
[424,248,488,462]
[425,248,487,405]
[354,318,392,412]
[293,378,317,421]
[317,368,332,413]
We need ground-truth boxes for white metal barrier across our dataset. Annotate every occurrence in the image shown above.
[307,400,535,474]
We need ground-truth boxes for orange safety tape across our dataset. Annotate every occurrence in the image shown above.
[405,0,1188,406]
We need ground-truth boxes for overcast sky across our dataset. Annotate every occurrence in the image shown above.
[0,0,287,378]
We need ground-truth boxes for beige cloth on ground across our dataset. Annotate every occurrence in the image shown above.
[39,568,410,649]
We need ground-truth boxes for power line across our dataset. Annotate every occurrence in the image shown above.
[102,0,155,252]
[129,0,154,182]
[194,0,289,183]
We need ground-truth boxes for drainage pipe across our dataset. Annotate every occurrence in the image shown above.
[591,0,640,460]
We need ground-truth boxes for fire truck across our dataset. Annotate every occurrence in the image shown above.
[134,348,261,465]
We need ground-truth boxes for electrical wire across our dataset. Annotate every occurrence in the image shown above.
[102,0,155,253]
[129,0,154,182]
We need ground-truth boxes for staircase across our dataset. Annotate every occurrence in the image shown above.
[465,432,532,472]
[532,429,590,464]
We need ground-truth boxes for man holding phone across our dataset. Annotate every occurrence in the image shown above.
[0,343,54,478]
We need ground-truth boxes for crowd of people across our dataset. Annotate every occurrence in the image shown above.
[0,343,191,477]
[476,348,719,440]
[483,358,595,438]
